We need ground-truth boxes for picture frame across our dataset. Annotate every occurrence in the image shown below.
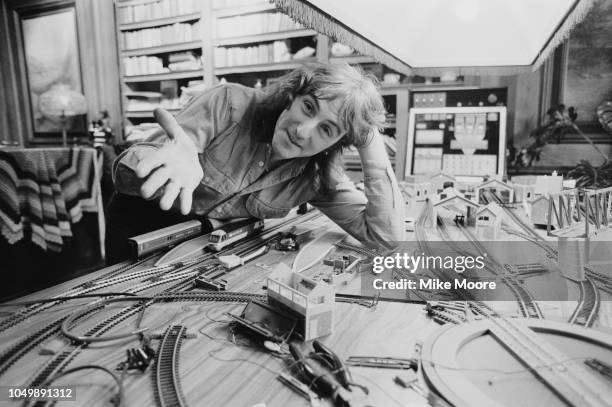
[553,0,612,143]
[21,5,86,141]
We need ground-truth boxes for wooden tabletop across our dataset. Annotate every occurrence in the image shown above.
[1,211,611,407]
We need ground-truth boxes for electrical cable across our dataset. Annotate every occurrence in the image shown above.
[40,364,124,407]
[60,292,259,344]
[61,298,150,344]
[420,355,590,376]
[0,292,138,307]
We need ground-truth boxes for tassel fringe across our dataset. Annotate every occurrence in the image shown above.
[271,0,596,75]
[270,0,412,75]
[532,0,597,70]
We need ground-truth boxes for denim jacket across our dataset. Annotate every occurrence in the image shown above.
[113,84,404,247]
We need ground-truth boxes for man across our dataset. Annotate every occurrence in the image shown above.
[107,62,404,263]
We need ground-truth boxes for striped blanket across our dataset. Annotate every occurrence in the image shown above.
[0,147,101,252]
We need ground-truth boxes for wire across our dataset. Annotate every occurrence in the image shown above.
[40,364,124,407]
[419,355,589,376]
[0,292,138,307]
[60,292,259,344]
[61,298,150,344]
[350,370,408,407]
[207,347,283,377]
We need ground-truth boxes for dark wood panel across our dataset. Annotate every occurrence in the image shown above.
[78,0,123,143]
[2,0,123,145]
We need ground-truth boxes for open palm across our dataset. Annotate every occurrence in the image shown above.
[135,108,203,214]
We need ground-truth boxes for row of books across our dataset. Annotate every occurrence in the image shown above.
[167,52,203,72]
[126,97,182,112]
[124,52,203,76]
[216,12,303,38]
[123,56,165,76]
[214,41,292,67]
[118,0,201,24]
[122,21,202,50]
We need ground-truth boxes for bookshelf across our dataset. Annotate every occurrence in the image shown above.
[113,0,413,176]
[115,0,206,139]
[206,1,413,174]
[211,0,320,88]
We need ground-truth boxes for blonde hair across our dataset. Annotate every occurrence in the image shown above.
[263,62,387,147]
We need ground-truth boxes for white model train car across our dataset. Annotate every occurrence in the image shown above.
[207,219,265,251]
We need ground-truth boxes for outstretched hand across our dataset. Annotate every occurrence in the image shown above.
[135,108,203,214]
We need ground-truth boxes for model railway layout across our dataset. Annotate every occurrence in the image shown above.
[2,187,612,407]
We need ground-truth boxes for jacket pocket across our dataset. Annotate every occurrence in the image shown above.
[199,151,237,195]
[245,194,291,218]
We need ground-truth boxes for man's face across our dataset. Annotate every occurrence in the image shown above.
[272,94,346,159]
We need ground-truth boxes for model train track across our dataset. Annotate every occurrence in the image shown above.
[21,286,260,406]
[1,264,213,382]
[486,190,541,240]
[438,215,543,319]
[1,211,321,337]
[569,277,601,327]
[454,218,542,318]
[0,263,201,377]
[511,228,600,326]
[0,255,159,334]
[508,281,543,318]
[487,317,612,407]
[488,190,601,326]
[9,266,198,387]
[0,265,205,377]
[8,212,322,397]
[2,210,315,332]
[333,241,380,258]
[414,202,487,309]
[483,191,543,318]
[154,325,188,407]
[586,267,612,294]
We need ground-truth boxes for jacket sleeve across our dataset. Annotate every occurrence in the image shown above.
[308,153,405,250]
[112,85,233,197]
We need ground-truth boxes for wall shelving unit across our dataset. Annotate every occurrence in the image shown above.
[115,0,206,137]
[113,0,423,177]
[211,0,320,84]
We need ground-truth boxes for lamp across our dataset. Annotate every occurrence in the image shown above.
[39,84,88,146]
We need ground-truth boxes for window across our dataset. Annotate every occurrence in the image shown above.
[1,0,121,146]
[22,7,84,139]
[546,0,612,142]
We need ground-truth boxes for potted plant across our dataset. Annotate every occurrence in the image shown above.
[513,104,612,188]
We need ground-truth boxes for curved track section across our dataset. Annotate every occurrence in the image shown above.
[5,213,321,400]
[487,191,600,326]
[415,202,498,318]
[568,276,600,327]
[154,325,188,407]
[0,256,157,334]
[452,217,543,319]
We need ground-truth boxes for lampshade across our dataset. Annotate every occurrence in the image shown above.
[39,83,88,117]
[272,0,596,75]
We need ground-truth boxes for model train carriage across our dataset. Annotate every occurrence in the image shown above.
[208,219,265,251]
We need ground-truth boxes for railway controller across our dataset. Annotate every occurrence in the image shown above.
[1,202,612,407]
